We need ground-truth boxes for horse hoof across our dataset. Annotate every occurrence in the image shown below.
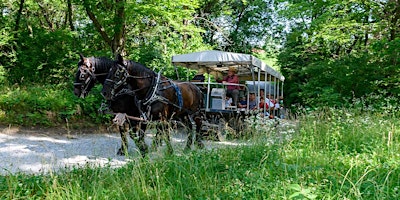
[139,147,148,158]
[140,151,147,158]
[166,150,173,155]
[184,146,191,152]
[196,142,205,149]
[117,149,126,156]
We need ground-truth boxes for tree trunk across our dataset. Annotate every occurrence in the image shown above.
[111,0,126,55]
[67,0,74,31]
[14,0,25,33]
[82,0,126,56]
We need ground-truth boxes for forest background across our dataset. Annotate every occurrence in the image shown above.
[0,0,399,126]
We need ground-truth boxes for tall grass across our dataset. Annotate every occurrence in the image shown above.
[1,109,399,199]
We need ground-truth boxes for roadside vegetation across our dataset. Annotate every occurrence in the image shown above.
[1,108,399,199]
[0,84,110,127]
[1,0,399,199]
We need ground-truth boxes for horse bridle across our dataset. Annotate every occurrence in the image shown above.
[74,63,108,98]
[105,64,154,100]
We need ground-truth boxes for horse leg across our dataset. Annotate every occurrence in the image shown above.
[151,125,163,151]
[185,116,195,151]
[117,124,129,156]
[194,115,205,149]
[130,122,148,157]
[153,120,173,154]
[163,121,173,155]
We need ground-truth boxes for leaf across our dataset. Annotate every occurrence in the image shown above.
[289,184,302,191]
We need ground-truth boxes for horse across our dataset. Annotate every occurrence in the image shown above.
[101,54,204,153]
[73,54,148,156]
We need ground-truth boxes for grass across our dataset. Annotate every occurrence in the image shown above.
[0,109,399,199]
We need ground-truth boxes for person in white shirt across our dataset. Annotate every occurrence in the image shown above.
[225,95,232,108]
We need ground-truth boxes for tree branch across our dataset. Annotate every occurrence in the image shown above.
[83,0,112,46]
[112,0,126,55]
[37,2,54,31]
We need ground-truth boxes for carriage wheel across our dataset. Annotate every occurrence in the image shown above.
[202,113,226,141]
[216,117,227,141]
[225,113,247,139]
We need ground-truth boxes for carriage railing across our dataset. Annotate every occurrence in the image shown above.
[190,82,250,112]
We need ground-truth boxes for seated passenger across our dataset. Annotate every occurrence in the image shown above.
[238,96,247,108]
[192,68,206,82]
[192,68,206,92]
[225,95,232,108]
[259,97,269,110]
[248,92,257,110]
[216,67,239,106]
[259,97,273,118]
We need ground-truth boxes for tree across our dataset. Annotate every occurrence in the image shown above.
[276,0,400,107]
[195,0,276,53]
[82,0,125,55]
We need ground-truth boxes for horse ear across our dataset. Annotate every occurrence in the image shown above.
[116,54,124,65]
[79,53,85,61]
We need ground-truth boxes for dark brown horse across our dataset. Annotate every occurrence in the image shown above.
[73,54,148,156]
[101,54,204,153]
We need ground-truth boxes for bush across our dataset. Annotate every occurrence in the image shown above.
[0,84,110,126]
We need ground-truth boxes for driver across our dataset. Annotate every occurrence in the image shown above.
[217,67,239,106]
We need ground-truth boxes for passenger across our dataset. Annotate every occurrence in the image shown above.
[259,97,267,109]
[257,89,274,108]
[192,68,206,92]
[192,68,206,82]
[225,94,232,108]
[266,94,275,109]
[238,96,247,108]
[248,92,257,110]
[258,89,265,101]
[278,96,285,119]
[259,97,272,117]
[216,67,239,106]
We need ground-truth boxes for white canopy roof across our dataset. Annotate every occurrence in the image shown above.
[172,50,285,81]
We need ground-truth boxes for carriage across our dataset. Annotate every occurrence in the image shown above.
[74,51,285,156]
[172,50,285,140]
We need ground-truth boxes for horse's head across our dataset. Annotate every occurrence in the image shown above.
[101,54,130,101]
[74,54,97,98]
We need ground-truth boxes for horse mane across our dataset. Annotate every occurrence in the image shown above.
[91,57,114,73]
[125,60,156,76]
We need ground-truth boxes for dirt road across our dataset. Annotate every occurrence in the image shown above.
[0,126,243,175]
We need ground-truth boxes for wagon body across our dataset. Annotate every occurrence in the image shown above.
[172,50,285,140]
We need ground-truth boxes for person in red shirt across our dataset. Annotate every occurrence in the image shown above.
[217,67,240,106]
[259,97,269,110]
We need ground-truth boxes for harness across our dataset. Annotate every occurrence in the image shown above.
[74,63,108,97]
[142,71,183,110]
[108,67,189,121]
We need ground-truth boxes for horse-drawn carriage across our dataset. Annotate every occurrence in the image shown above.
[73,50,285,156]
[172,50,285,140]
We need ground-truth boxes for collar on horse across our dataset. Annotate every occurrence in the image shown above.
[108,66,185,122]
[142,71,183,111]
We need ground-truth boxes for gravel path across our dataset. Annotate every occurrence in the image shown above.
[0,126,244,175]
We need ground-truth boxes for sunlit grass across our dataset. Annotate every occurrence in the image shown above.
[0,109,399,199]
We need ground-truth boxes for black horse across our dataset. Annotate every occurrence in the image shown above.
[101,54,204,153]
[73,54,148,156]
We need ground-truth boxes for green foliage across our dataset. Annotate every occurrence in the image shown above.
[0,84,110,126]
[7,29,78,84]
[1,110,399,199]
[277,0,400,108]
[196,0,276,53]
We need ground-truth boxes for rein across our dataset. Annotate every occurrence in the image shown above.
[74,69,109,97]
[108,64,194,122]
